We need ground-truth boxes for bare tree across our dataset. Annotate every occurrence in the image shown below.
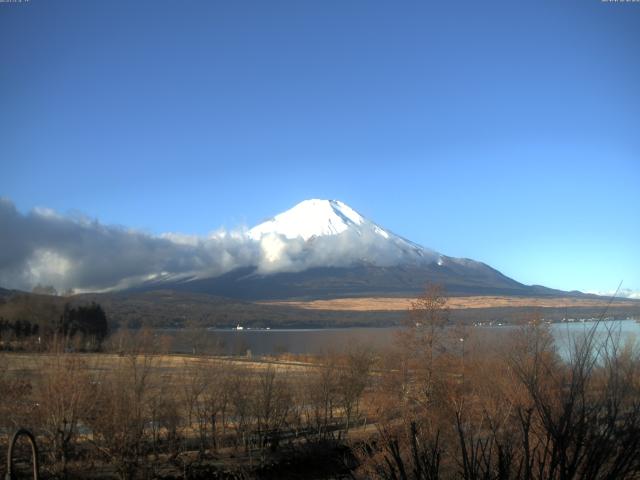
[180,360,209,457]
[228,365,253,452]
[508,318,640,480]
[0,353,34,433]
[253,365,291,458]
[86,354,153,480]
[401,284,450,406]
[35,354,97,478]
[201,361,233,451]
[306,352,339,438]
[337,346,373,431]
[355,420,442,480]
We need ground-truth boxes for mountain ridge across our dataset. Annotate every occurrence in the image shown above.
[247,198,437,267]
[134,198,566,300]
[127,198,592,300]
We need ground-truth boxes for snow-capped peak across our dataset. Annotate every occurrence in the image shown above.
[248,199,439,265]
[249,199,368,241]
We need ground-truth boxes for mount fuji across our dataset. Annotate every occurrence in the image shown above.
[143,199,564,300]
[248,199,437,266]
[250,199,424,246]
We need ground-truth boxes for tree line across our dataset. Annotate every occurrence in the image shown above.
[0,301,108,351]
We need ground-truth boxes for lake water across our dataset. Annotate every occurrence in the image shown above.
[166,319,640,357]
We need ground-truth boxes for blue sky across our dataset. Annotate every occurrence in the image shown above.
[1,0,639,294]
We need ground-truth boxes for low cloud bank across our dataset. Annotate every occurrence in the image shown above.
[590,289,640,300]
[0,198,421,293]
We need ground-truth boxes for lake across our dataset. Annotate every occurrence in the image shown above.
[165,319,640,357]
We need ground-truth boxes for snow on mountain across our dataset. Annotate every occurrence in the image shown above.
[248,199,440,267]
[249,199,365,241]
[128,198,529,297]
[0,197,555,295]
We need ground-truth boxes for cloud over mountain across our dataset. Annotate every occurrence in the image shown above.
[0,198,437,292]
[588,289,640,300]
[0,198,260,291]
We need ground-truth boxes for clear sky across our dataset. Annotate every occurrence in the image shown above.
[1,0,639,294]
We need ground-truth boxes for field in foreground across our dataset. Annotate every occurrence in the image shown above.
[3,315,640,479]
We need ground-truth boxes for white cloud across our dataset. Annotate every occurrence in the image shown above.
[0,198,421,292]
[588,288,640,300]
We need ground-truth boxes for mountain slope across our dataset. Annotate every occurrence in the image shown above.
[248,199,437,267]
[136,198,566,300]
[249,199,370,241]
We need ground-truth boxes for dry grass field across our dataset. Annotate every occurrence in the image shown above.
[0,352,316,385]
[4,311,640,479]
[261,295,639,311]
